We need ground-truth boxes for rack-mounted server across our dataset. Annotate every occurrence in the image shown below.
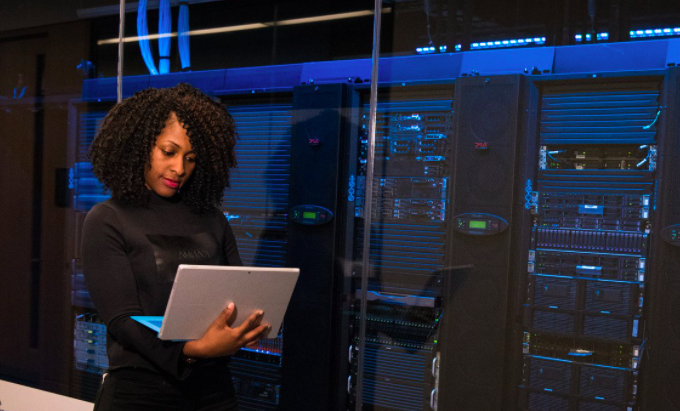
[520,82,659,411]
[350,97,453,411]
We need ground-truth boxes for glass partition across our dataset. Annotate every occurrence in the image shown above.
[3,1,680,410]
[353,2,669,411]
[70,2,376,409]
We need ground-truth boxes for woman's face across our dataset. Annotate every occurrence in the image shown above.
[144,112,197,197]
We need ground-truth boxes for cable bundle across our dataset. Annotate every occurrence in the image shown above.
[179,0,191,71]
[158,0,171,74]
[137,0,159,75]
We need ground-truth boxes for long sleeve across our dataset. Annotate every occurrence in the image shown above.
[82,204,190,379]
[221,214,243,267]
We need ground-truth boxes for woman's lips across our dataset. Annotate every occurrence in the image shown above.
[162,178,179,189]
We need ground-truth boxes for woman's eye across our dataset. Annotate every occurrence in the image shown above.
[161,150,174,157]
[186,157,196,163]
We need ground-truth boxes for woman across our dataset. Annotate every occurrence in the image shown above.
[83,83,268,410]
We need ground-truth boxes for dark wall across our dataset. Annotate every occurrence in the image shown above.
[0,1,94,33]
[0,21,91,395]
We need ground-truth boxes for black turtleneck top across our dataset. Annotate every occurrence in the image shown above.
[82,193,242,379]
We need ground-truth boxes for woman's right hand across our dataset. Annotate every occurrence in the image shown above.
[182,302,270,358]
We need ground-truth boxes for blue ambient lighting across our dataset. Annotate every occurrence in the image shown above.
[470,37,546,50]
[531,273,642,285]
[630,27,680,38]
[568,351,593,357]
[415,44,461,54]
[241,347,282,356]
[416,46,436,54]
[531,355,631,371]
[574,33,608,42]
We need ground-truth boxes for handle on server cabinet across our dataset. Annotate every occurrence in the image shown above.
[430,388,437,410]
[349,345,354,363]
[347,375,352,394]
[431,356,438,377]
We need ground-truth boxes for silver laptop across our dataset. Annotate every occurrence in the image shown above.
[132,265,299,341]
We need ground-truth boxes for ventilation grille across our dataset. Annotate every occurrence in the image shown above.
[527,391,570,411]
[540,87,660,145]
[533,276,578,310]
[527,357,572,394]
[582,315,630,341]
[578,365,627,402]
[578,400,626,411]
[362,377,426,411]
[355,221,446,278]
[77,111,107,162]
[532,310,575,334]
[584,282,635,315]
[223,104,292,267]
[75,111,109,211]
[362,343,429,384]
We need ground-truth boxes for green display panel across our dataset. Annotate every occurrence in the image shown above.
[469,220,487,229]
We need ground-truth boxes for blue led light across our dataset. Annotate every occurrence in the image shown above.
[241,347,282,356]
[416,44,461,54]
[532,272,642,285]
[415,46,437,55]
[575,32,609,42]
[530,355,631,371]
[630,27,680,38]
[470,36,546,50]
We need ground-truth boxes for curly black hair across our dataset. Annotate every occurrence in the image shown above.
[89,83,236,213]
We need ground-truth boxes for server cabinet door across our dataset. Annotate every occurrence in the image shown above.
[642,67,680,411]
[439,74,524,411]
[281,84,352,411]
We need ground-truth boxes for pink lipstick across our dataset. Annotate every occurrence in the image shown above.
[163,178,179,189]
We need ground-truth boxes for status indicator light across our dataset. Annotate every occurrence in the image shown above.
[469,220,488,229]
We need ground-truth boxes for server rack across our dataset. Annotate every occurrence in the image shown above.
[67,101,111,401]
[518,77,662,411]
[348,85,456,411]
[217,96,295,410]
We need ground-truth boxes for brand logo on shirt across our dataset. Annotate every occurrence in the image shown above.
[147,232,224,283]
[179,250,211,259]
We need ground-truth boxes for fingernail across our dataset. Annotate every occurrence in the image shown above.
[257,311,264,317]
[228,302,234,309]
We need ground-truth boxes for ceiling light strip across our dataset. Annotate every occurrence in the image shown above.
[98,8,391,45]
